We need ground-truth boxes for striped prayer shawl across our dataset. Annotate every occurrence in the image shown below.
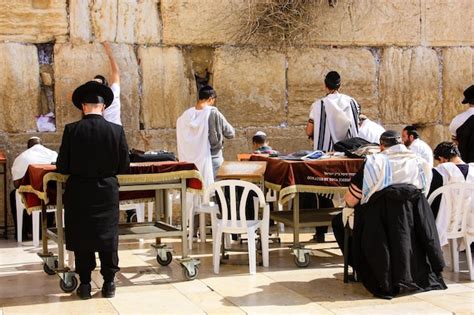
[310,93,360,151]
[361,144,431,204]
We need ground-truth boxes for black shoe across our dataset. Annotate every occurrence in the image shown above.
[76,283,92,300]
[102,281,116,298]
[312,234,325,243]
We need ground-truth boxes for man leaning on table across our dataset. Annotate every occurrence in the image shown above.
[56,80,129,300]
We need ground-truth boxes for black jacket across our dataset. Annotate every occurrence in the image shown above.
[56,114,129,251]
[456,115,474,163]
[352,184,447,299]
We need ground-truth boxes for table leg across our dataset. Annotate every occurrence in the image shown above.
[56,183,64,270]
[41,201,48,255]
[293,192,300,246]
[181,180,188,259]
[3,168,7,239]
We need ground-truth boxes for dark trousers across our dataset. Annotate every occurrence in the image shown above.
[331,212,353,266]
[299,193,331,236]
[10,190,32,240]
[74,250,120,284]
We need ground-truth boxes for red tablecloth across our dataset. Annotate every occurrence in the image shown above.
[249,155,364,201]
[19,161,203,211]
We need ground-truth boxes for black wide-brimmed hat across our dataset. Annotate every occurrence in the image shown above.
[462,85,474,104]
[72,80,114,110]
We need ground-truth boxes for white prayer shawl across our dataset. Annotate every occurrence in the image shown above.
[176,106,214,188]
[408,138,434,167]
[103,83,122,125]
[310,93,359,151]
[434,162,474,248]
[358,118,385,144]
[11,144,58,181]
[361,144,431,204]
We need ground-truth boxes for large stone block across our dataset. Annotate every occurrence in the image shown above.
[418,124,451,149]
[54,43,139,130]
[0,44,40,133]
[161,0,244,45]
[69,0,92,44]
[287,48,377,125]
[243,127,312,154]
[423,0,473,46]
[0,0,68,43]
[138,47,196,129]
[442,48,474,124]
[81,0,161,44]
[379,47,441,125]
[212,47,286,127]
[126,130,177,153]
[306,0,421,46]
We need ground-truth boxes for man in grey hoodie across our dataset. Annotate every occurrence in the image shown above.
[201,86,235,177]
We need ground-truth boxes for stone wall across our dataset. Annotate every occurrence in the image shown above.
[0,0,473,230]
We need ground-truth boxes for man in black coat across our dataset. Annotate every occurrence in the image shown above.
[56,81,130,300]
[449,85,474,163]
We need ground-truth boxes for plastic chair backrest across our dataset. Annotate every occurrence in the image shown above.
[428,182,474,236]
[205,179,266,229]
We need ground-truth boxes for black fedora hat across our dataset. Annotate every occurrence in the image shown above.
[72,81,114,110]
[462,85,474,104]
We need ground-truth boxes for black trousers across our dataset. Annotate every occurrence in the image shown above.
[331,212,353,266]
[74,250,120,284]
[299,193,331,236]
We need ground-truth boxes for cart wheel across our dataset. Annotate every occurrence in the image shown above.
[43,263,56,275]
[294,253,310,268]
[183,266,199,280]
[156,251,173,266]
[59,276,78,293]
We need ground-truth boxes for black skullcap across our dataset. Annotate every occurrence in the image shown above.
[433,141,460,160]
[324,71,341,89]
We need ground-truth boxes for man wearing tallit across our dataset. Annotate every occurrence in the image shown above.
[306,71,360,151]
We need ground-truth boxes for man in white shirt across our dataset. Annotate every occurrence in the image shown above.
[402,125,434,167]
[93,42,121,125]
[358,114,385,144]
[306,71,360,151]
[449,85,474,162]
[10,137,58,240]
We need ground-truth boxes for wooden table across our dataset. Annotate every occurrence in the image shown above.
[0,152,7,239]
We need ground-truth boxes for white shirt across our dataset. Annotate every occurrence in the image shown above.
[449,107,474,136]
[408,138,433,167]
[103,83,121,125]
[358,118,385,144]
[11,144,58,181]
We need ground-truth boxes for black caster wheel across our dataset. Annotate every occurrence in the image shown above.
[294,253,310,268]
[59,275,78,293]
[43,263,56,275]
[183,266,199,280]
[156,251,173,266]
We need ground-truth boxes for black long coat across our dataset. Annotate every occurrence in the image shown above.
[56,114,129,252]
[352,184,447,299]
[456,115,474,163]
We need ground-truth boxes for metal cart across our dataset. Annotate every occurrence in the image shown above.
[21,168,202,292]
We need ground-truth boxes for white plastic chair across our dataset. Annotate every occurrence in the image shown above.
[428,182,474,280]
[205,179,270,274]
[16,190,57,247]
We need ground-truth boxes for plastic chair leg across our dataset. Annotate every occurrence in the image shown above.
[451,238,460,272]
[15,191,23,243]
[464,236,473,281]
[32,211,40,247]
[248,230,257,275]
[213,229,222,274]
